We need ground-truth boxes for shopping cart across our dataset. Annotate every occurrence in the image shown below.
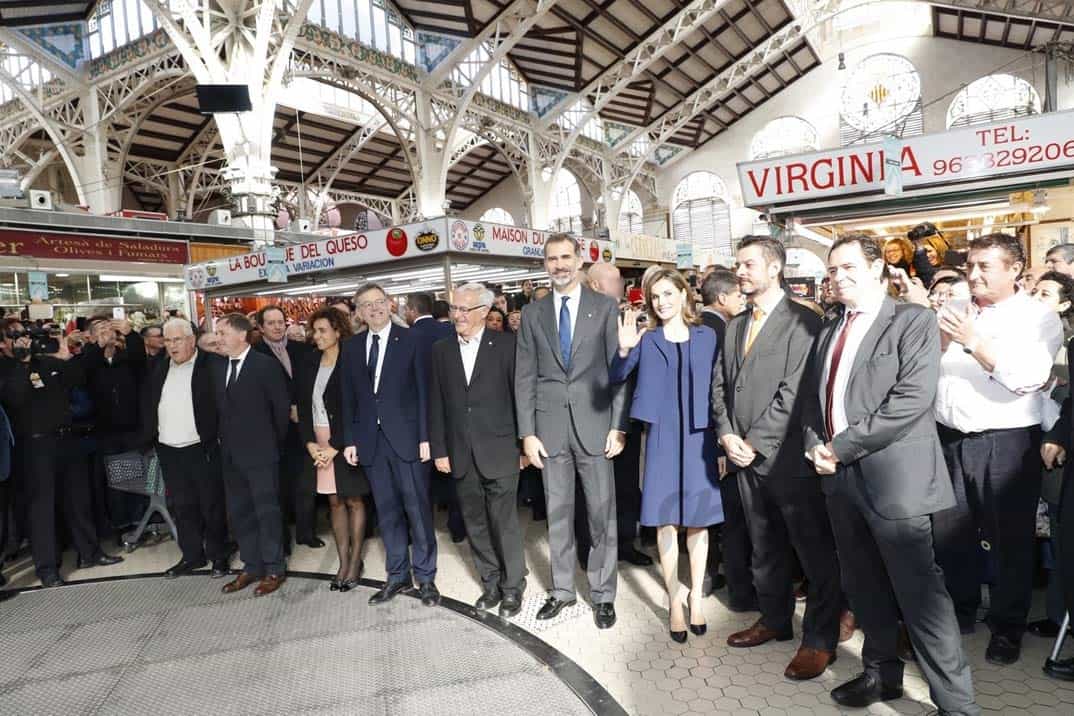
[104,450,177,552]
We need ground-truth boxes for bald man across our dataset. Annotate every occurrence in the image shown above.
[582,263,652,567]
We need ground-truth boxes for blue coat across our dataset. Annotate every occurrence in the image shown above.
[611,324,723,527]
[340,324,428,466]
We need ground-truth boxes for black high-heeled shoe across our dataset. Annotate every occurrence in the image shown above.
[329,578,342,591]
[670,603,688,643]
[688,592,707,636]
[339,578,360,592]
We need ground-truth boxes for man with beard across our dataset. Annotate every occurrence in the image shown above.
[515,234,629,629]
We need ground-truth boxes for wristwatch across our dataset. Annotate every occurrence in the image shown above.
[962,338,978,355]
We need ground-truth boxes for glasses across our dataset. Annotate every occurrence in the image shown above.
[357,298,388,310]
[449,304,488,314]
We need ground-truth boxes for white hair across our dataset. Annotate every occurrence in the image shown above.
[456,282,494,308]
[163,317,194,337]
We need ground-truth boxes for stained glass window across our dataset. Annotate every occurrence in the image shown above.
[671,172,732,261]
[749,116,819,160]
[840,53,922,145]
[618,190,643,235]
[480,207,515,225]
[946,74,1041,128]
[550,170,584,235]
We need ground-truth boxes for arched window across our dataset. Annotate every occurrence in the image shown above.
[480,207,515,225]
[749,116,819,160]
[840,54,922,145]
[550,170,583,235]
[671,172,733,262]
[946,74,1041,128]
[618,190,643,235]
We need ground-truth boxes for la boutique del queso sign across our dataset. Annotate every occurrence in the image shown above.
[737,110,1074,208]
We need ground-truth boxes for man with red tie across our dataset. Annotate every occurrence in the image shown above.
[804,235,978,715]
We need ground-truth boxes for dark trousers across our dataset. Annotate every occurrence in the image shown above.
[934,425,1042,636]
[1060,468,1074,621]
[157,443,228,564]
[366,429,437,584]
[280,424,317,544]
[737,469,842,650]
[456,465,526,594]
[221,453,284,577]
[575,428,641,557]
[20,435,99,579]
[431,465,466,539]
[826,465,978,715]
[709,471,756,608]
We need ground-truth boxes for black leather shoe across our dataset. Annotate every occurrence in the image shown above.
[499,591,523,618]
[210,560,230,579]
[1028,619,1062,638]
[0,589,14,603]
[1044,657,1074,682]
[40,574,65,588]
[164,559,207,579]
[831,673,903,708]
[475,588,501,610]
[985,632,1021,665]
[339,578,360,592]
[78,553,123,569]
[702,572,726,596]
[618,546,653,566]
[298,538,326,548]
[368,581,410,605]
[418,582,441,607]
[594,602,616,629]
[536,596,576,620]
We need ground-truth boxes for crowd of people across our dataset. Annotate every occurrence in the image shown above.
[4,228,1074,714]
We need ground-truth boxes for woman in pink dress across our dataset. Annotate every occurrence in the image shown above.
[296,307,370,591]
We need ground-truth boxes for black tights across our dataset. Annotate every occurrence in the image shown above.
[328,495,367,581]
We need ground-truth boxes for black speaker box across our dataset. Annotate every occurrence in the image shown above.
[195,84,253,114]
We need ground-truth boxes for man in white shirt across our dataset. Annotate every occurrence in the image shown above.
[804,235,977,714]
[428,283,527,617]
[932,233,1064,666]
[143,319,229,579]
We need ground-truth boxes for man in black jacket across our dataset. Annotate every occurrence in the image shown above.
[253,305,320,550]
[83,316,146,531]
[142,319,229,579]
[429,283,527,617]
[1,332,121,586]
[215,313,291,597]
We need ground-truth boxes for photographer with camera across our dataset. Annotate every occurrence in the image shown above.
[1,325,122,587]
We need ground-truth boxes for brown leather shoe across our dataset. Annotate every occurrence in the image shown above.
[254,574,286,597]
[222,572,258,594]
[784,646,836,680]
[727,618,794,647]
[839,609,857,643]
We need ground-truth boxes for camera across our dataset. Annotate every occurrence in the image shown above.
[11,326,60,360]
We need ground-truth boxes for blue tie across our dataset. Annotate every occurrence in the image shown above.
[559,295,572,368]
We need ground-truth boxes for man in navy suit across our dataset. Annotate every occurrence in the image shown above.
[342,283,439,606]
[406,293,466,543]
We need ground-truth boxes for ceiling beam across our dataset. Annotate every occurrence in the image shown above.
[927,1,1074,25]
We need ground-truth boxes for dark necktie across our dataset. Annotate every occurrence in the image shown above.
[824,312,859,438]
[559,296,572,368]
[226,359,239,392]
[368,334,380,389]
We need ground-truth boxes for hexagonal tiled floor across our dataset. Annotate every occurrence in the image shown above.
[4,508,1071,715]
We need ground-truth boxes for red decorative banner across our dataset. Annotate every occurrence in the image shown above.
[0,229,189,264]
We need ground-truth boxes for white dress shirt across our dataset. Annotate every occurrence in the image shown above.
[158,350,200,448]
[552,283,582,341]
[743,289,785,352]
[224,346,251,388]
[935,290,1064,432]
[459,327,485,385]
[820,295,884,437]
[365,322,392,393]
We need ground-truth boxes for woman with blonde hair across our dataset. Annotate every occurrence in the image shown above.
[611,268,723,643]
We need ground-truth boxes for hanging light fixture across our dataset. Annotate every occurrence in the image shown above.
[838,52,846,71]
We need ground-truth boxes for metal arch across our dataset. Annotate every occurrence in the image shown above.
[113,77,200,174]
[444,113,533,209]
[0,66,86,206]
[927,0,1074,24]
[445,130,530,209]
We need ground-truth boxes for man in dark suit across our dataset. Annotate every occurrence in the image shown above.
[699,268,754,605]
[406,292,466,543]
[804,235,977,714]
[711,236,842,681]
[142,318,229,579]
[214,313,291,597]
[342,283,439,607]
[515,234,629,629]
[429,283,527,617]
[253,305,320,550]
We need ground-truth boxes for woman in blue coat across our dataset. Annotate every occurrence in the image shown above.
[611,268,723,643]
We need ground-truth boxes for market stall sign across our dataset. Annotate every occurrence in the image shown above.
[737,109,1074,208]
[0,230,188,264]
[447,219,615,263]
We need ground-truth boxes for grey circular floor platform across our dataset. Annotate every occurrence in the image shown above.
[0,575,609,715]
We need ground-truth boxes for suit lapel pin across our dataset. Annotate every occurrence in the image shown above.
[586,313,592,319]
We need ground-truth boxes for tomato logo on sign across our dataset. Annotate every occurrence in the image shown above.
[386,228,407,257]
[589,241,599,262]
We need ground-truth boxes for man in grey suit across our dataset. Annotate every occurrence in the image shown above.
[804,235,978,714]
[711,236,843,681]
[516,233,629,629]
